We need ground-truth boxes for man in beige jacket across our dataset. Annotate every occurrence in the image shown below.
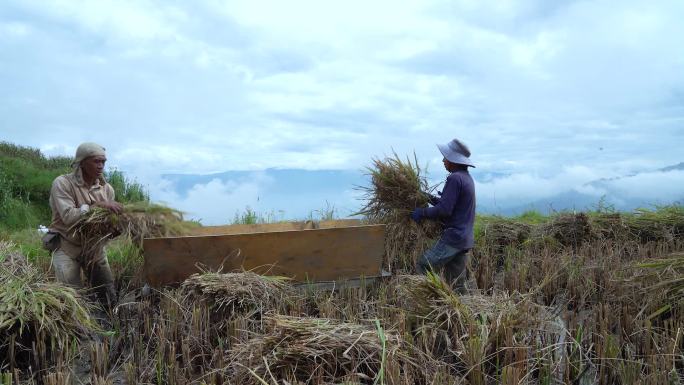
[49,142,123,302]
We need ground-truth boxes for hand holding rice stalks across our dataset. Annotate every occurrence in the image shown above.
[70,202,187,254]
[357,152,442,272]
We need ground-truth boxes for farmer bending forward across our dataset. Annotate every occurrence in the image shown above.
[410,138,476,292]
[48,142,123,302]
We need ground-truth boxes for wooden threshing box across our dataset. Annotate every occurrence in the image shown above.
[143,219,386,287]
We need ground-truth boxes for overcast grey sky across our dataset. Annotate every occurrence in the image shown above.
[1,0,683,222]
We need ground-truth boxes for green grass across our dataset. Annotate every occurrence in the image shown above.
[106,169,150,203]
[308,201,338,221]
[231,202,341,225]
[106,237,144,279]
[0,141,152,231]
[0,229,50,264]
[232,207,286,224]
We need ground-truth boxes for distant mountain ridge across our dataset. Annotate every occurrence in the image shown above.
[158,162,683,219]
[483,162,684,215]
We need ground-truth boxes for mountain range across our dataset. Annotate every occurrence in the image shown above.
[155,162,683,221]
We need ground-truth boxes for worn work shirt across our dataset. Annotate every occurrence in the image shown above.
[422,170,476,251]
[49,169,115,256]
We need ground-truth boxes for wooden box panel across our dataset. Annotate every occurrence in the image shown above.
[143,224,385,287]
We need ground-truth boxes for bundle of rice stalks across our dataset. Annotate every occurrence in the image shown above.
[180,271,295,321]
[626,206,684,243]
[589,212,630,241]
[635,251,684,319]
[229,314,425,384]
[536,213,594,248]
[0,254,98,369]
[478,218,532,253]
[390,273,559,379]
[0,241,25,266]
[391,273,550,333]
[70,202,187,254]
[356,153,442,271]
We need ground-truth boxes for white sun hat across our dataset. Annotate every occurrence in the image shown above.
[437,138,475,167]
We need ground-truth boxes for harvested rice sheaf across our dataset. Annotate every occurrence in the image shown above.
[535,213,595,248]
[390,273,561,375]
[635,251,684,319]
[627,206,684,243]
[229,314,426,385]
[0,251,98,368]
[70,202,188,254]
[180,271,295,320]
[357,153,442,272]
[589,212,631,241]
[478,218,532,252]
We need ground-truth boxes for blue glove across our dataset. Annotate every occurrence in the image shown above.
[410,208,424,223]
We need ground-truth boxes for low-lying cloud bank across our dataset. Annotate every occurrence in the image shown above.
[132,165,683,225]
[474,167,684,215]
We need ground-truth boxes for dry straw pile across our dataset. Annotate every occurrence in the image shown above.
[477,218,532,258]
[636,251,684,319]
[535,212,595,249]
[229,314,426,384]
[357,152,442,271]
[180,271,295,320]
[391,273,561,383]
[627,206,684,243]
[0,242,98,370]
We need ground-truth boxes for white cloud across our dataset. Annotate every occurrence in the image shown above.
[607,170,684,202]
[22,0,181,41]
[150,176,272,225]
[0,0,682,210]
[0,21,30,37]
[474,166,602,204]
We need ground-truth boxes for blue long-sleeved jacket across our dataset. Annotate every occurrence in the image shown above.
[421,170,476,251]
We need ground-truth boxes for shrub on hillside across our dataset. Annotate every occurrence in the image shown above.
[0,142,150,229]
[106,169,149,203]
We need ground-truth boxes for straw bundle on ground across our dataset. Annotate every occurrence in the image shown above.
[589,212,631,241]
[70,202,186,254]
[536,213,594,248]
[390,273,551,333]
[0,251,98,368]
[180,271,294,320]
[229,314,424,384]
[627,206,684,243]
[478,218,532,253]
[357,153,442,272]
[390,273,560,380]
[635,251,684,319]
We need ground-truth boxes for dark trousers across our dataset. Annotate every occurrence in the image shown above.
[416,238,469,292]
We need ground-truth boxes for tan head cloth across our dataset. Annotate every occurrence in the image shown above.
[71,142,106,169]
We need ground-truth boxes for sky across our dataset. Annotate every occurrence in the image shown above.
[1,0,683,223]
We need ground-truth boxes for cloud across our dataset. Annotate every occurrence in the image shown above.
[603,170,684,203]
[473,166,603,205]
[0,0,682,206]
[150,176,270,225]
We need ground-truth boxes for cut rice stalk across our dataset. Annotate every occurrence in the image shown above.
[356,152,442,271]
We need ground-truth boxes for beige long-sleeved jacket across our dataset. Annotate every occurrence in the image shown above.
[49,168,115,256]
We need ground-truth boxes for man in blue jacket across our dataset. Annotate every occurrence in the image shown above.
[411,138,476,292]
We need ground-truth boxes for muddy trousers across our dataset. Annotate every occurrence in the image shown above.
[416,238,470,293]
[52,247,116,302]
